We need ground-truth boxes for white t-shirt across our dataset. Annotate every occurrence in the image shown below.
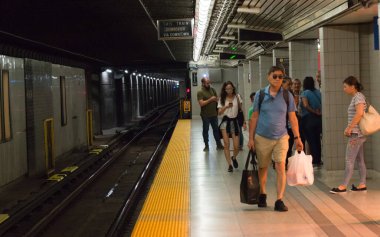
[217,94,242,118]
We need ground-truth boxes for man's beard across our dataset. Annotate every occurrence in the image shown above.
[204,85,210,89]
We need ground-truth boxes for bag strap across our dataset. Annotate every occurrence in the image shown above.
[364,97,370,113]
[258,88,289,112]
[244,149,258,170]
[236,94,242,111]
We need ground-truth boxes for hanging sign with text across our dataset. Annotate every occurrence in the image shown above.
[157,19,194,40]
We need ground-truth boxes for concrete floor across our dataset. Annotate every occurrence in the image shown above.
[190,118,380,237]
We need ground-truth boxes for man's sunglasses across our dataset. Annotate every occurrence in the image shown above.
[272,74,284,80]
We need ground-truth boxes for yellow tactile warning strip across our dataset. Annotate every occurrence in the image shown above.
[131,120,191,237]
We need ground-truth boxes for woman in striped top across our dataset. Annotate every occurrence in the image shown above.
[330,76,367,193]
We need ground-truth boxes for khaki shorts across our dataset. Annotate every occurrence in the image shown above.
[254,134,289,168]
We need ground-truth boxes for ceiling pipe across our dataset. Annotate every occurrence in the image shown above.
[227,24,248,28]
[237,7,261,14]
[215,44,229,47]
[203,0,239,55]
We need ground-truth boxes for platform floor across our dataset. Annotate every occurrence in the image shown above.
[190,118,380,237]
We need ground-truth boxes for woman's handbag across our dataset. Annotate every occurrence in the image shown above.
[237,109,244,126]
[236,94,245,126]
[240,150,260,205]
[287,151,314,186]
[359,104,380,135]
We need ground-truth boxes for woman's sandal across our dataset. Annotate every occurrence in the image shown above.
[351,184,367,191]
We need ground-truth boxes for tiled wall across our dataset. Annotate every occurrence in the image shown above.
[52,64,87,158]
[250,60,260,93]
[100,72,117,129]
[241,62,252,115]
[319,25,360,170]
[0,56,27,186]
[359,22,380,171]
[25,59,54,176]
[289,40,318,81]
[359,24,374,169]
[259,55,273,87]
[273,48,289,68]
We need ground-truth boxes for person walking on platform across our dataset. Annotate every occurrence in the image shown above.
[218,81,246,172]
[248,66,303,212]
[197,77,224,152]
[330,76,367,194]
[247,92,256,122]
[292,78,306,148]
[300,76,322,166]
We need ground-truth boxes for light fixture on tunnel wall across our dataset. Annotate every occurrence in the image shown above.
[138,74,142,77]
[237,7,261,14]
[133,72,136,76]
[124,70,129,74]
[105,69,112,73]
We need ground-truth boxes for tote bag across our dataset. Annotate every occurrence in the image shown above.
[287,151,314,186]
[359,105,380,135]
[240,150,260,204]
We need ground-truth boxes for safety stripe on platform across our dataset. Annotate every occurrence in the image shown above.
[131,120,191,237]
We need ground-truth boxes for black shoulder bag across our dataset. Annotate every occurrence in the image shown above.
[240,149,260,205]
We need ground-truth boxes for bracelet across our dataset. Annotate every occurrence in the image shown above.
[294,136,299,140]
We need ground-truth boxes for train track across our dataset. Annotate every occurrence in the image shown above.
[0,102,179,237]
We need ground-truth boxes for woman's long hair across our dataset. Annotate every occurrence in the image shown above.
[303,76,316,91]
[220,81,236,106]
[343,76,363,92]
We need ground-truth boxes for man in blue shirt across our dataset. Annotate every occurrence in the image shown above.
[248,66,303,212]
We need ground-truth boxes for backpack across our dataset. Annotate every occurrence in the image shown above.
[258,88,289,112]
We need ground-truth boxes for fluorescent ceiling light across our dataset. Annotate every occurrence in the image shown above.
[193,0,214,61]
[215,44,229,48]
[221,35,235,40]
[213,49,223,53]
[237,7,261,14]
[227,24,247,29]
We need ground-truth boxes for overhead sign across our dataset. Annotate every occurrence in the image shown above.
[238,29,283,42]
[157,19,194,40]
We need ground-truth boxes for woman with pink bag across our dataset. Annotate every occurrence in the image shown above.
[330,76,367,193]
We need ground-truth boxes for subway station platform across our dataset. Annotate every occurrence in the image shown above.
[132,118,380,237]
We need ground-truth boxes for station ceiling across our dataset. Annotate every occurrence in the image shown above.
[0,0,194,69]
[0,0,378,73]
[198,0,377,66]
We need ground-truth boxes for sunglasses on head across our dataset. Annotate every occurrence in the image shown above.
[272,74,283,80]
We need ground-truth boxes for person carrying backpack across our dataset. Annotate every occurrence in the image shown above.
[248,66,303,212]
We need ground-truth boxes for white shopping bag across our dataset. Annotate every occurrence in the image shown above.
[286,151,314,186]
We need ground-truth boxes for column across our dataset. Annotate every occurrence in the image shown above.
[319,25,360,171]
[259,55,273,87]
[289,40,318,82]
